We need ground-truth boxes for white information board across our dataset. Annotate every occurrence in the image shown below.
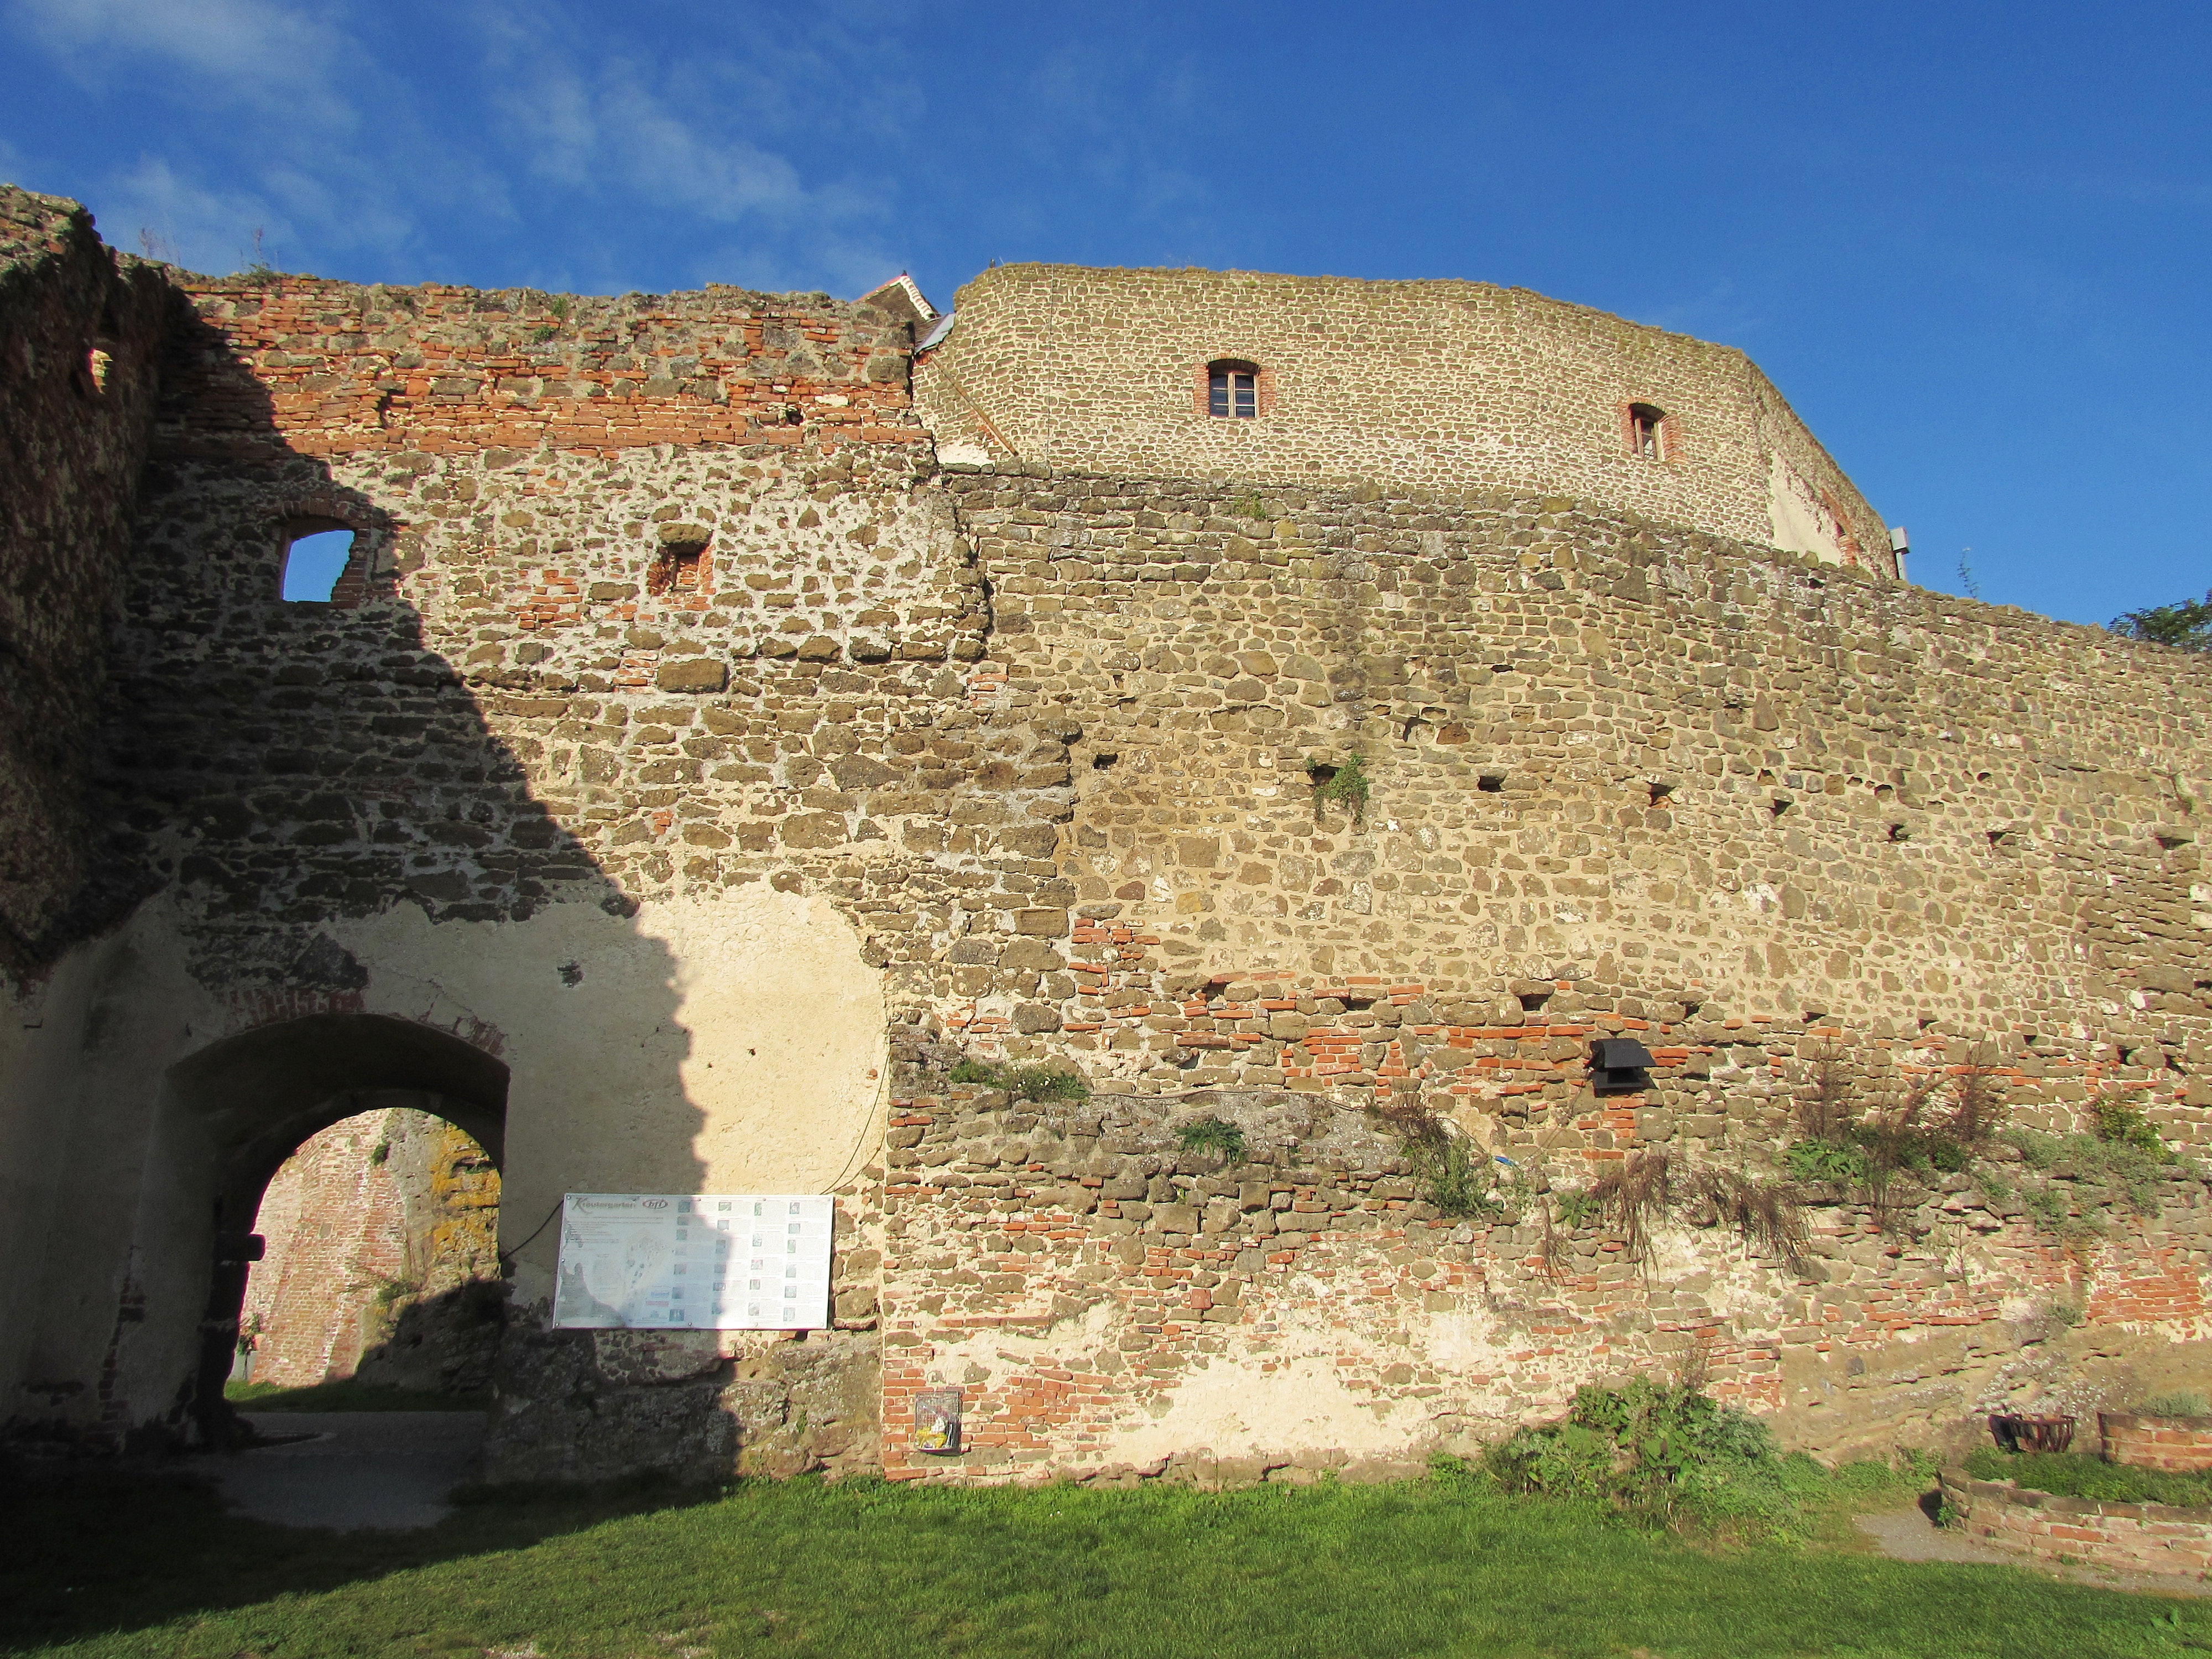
[550,1193,833,1331]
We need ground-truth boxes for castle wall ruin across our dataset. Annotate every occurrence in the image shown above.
[2,183,2208,1484]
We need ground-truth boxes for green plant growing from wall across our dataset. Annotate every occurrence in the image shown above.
[1232,493,1269,521]
[1307,752,1371,822]
[1374,1099,1501,1218]
[2091,1090,2173,1160]
[948,1057,1091,1103]
[1781,1045,2011,1234]
[1550,1188,1603,1231]
[1176,1114,1246,1164]
[2136,1391,2211,1417]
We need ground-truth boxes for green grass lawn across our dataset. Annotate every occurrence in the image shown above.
[2,1462,2206,1659]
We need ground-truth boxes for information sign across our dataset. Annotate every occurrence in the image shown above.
[550,1192,833,1330]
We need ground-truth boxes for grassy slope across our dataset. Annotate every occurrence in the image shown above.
[2,1468,2206,1659]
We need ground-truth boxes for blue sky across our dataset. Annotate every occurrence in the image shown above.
[4,1,2207,626]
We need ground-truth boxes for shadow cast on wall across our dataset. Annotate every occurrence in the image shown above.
[23,283,746,1480]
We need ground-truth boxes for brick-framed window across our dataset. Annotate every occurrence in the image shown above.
[1193,358,1275,419]
[278,513,373,607]
[647,536,712,597]
[1620,401,1676,462]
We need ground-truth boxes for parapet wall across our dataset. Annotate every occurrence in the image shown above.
[915,264,1893,575]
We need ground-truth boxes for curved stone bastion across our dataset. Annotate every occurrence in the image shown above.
[3,181,2210,1484]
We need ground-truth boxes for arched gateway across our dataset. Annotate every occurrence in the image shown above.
[161,1014,508,1442]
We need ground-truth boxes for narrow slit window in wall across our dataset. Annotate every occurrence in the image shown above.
[281,529,356,602]
[1208,360,1260,418]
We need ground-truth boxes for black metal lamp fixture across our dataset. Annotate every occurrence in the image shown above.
[1590,1037,1655,1093]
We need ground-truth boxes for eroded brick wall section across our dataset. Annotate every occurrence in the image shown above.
[2103,1412,2212,1472]
[242,1106,499,1389]
[1941,1471,2212,1580]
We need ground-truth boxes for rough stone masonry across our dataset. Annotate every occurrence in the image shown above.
[3,180,2209,1485]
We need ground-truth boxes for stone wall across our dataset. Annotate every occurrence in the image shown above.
[242,1104,499,1391]
[914,264,1892,573]
[6,186,2212,1481]
[1940,1469,2212,1580]
[0,189,169,973]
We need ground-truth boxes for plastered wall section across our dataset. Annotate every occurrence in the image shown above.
[913,264,1891,575]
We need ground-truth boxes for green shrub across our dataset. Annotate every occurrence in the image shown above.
[2092,1093,2169,1156]
[1483,1378,1850,1536]
[1306,752,1371,821]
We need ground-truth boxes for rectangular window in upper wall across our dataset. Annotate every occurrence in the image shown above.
[1208,361,1259,418]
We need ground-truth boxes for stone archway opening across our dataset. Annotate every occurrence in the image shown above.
[161,1013,509,1445]
[234,1098,501,1404]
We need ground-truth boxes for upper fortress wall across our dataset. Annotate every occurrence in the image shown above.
[913,263,1892,576]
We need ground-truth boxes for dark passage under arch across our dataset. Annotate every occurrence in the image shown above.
[165,1013,510,1443]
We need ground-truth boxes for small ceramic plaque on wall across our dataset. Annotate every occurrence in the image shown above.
[913,1388,963,1454]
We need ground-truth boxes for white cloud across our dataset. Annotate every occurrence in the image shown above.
[12,0,356,126]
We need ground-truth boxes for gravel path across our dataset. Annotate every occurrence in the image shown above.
[213,1411,486,1530]
[1854,1501,2208,1598]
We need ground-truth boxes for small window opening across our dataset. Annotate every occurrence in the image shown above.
[1627,403,1667,460]
[1092,753,1119,770]
[649,541,707,596]
[281,528,356,602]
[1647,781,1674,808]
[781,403,804,426]
[1478,774,1505,793]
[1518,989,1553,1013]
[1208,359,1260,419]
[1770,796,1793,818]
[1886,822,1910,843]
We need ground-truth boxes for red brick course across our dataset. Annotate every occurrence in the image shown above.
[1942,1470,2212,1580]
[2103,1413,2212,1473]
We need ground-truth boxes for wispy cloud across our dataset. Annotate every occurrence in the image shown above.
[14,0,356,125]
[4,0,921,293]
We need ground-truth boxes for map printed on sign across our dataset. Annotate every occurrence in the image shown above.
[550,1193,834,1330]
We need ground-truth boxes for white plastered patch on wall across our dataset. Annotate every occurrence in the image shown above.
[1766,453,1842,565]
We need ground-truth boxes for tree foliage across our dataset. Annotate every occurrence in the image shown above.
[2111,590,2212,652]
